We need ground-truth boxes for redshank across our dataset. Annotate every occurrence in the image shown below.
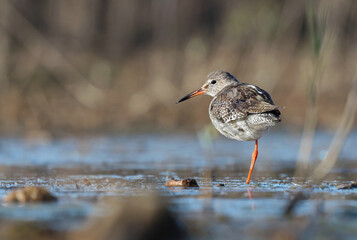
[177,71,281,184]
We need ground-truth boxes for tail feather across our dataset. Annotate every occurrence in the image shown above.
[265,109,281,122]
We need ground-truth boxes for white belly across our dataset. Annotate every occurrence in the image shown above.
[209,114,275,141]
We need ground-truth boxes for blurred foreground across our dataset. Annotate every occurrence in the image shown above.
[0,131,357,239]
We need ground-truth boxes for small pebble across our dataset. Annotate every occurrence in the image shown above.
[84,178,91,186]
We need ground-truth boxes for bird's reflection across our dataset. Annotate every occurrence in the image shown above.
[247,188,255,211]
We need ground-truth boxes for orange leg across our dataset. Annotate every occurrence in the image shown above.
[246,140,258,184]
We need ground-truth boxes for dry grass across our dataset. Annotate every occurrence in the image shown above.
[0,0,355,136]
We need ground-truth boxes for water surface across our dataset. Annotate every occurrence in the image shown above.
[0,130,357,239]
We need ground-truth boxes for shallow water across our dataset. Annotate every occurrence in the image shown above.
[0,130,357,239]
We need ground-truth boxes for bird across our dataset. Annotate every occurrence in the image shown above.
[177,70,281,184]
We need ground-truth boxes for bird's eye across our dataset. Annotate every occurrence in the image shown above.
[211,80,216,84]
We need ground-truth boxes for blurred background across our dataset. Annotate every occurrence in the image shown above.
[0,0,356,137]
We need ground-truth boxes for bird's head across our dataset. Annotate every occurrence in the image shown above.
[177,70,238,103]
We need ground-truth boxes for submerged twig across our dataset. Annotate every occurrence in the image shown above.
[284,191,308,217]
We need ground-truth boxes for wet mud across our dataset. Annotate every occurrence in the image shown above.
[0,131,356,239]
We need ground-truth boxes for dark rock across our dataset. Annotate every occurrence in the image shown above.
[165,178,199,188]
[216,183,225,187]
[3,186,57,203]
[337,182,357,190]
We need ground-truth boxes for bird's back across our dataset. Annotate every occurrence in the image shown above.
[209,83,281,141]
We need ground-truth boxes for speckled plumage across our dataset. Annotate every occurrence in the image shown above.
[209,82,281,141]
[177,70,281,141]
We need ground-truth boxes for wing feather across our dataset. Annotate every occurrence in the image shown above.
[210,83,279,123]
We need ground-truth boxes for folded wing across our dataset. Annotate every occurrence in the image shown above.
[210,83,280,123]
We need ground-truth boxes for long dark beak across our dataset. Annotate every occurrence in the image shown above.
[177,88,205,104]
